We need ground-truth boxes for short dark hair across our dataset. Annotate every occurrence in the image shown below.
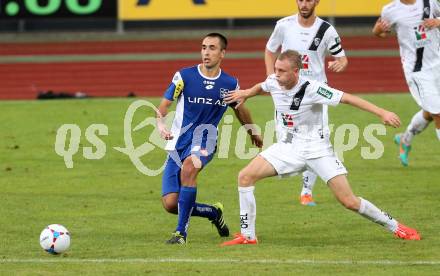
[278,50,303,70]
[204,32,228,50]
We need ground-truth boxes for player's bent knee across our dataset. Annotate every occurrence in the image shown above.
[431,114,440,129]
[162,194,178,214]
[423,111,433,121]
[180,163,198,184]
[163,204,178,214]
[238,169,254,186]
[431,113,440,120]
[162,201,178,214]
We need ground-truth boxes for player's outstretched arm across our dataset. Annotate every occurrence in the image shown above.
[340,93,401,128]
[224,83,265,109]
[233,104,263,148]
[156,98,174,140]
[372,17,391,38]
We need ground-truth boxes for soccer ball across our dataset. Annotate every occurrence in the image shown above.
[39,224,71,254]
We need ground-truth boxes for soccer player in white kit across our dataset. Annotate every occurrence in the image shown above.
[265,0,348,205]
[221,50,420,246]
[373,0,440,166]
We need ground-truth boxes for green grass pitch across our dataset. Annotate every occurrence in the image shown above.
[1,94,439,274]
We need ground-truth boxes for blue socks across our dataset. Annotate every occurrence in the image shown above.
[192,203,218,220]
[176,186,219,237]
[176,186,197,237]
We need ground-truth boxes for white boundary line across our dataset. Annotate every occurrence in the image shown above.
[1,258,440,265]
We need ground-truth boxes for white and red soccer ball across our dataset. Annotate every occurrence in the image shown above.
[39,224,70,254]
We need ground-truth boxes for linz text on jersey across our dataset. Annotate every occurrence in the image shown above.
[187,96,227,106]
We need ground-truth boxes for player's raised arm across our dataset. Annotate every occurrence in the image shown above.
[156,98,174,140]
[224,83,265,108]
[340,93,401,128]
[372,17,391,38]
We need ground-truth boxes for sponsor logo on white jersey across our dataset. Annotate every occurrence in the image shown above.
[300,54,313,76]
[281,113,295,127]
[414,25,432,48]
[317,87,333,99]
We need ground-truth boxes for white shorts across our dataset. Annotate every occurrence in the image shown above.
[259,142,347,184]
[405,69,440,114]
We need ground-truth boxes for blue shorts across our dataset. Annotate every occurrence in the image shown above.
[162,147,215,196]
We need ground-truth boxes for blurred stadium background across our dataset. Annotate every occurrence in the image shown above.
[0,0,440,275]
[0,0,406,100]
[3,2,440,274]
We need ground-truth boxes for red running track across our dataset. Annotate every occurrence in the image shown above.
[0,57,406,100]
[0,36,398,56]
[0,36,406,100]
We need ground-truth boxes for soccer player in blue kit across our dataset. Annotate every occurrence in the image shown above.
[156,33,263,244]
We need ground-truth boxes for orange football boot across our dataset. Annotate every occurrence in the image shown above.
[394,223,421,240]
[300,194,316,206]
[221,233,258,246]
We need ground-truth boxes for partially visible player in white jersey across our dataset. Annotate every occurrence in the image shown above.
[265,0,348,206]
[220,50,420,246]
[373,0,440,166]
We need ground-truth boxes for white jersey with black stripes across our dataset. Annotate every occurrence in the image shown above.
[266,14,346,83]
[381,0,440,74]
[261,75,344,156]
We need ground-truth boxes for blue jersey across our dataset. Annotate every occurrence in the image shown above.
[163,65,238,153]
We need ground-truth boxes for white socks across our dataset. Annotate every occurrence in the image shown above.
[402,110,430,145]
[238,189,401,238]
[358,197,398,233]
[238,186,256,240]
[301,170,318,195]
[436,128,440,141]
